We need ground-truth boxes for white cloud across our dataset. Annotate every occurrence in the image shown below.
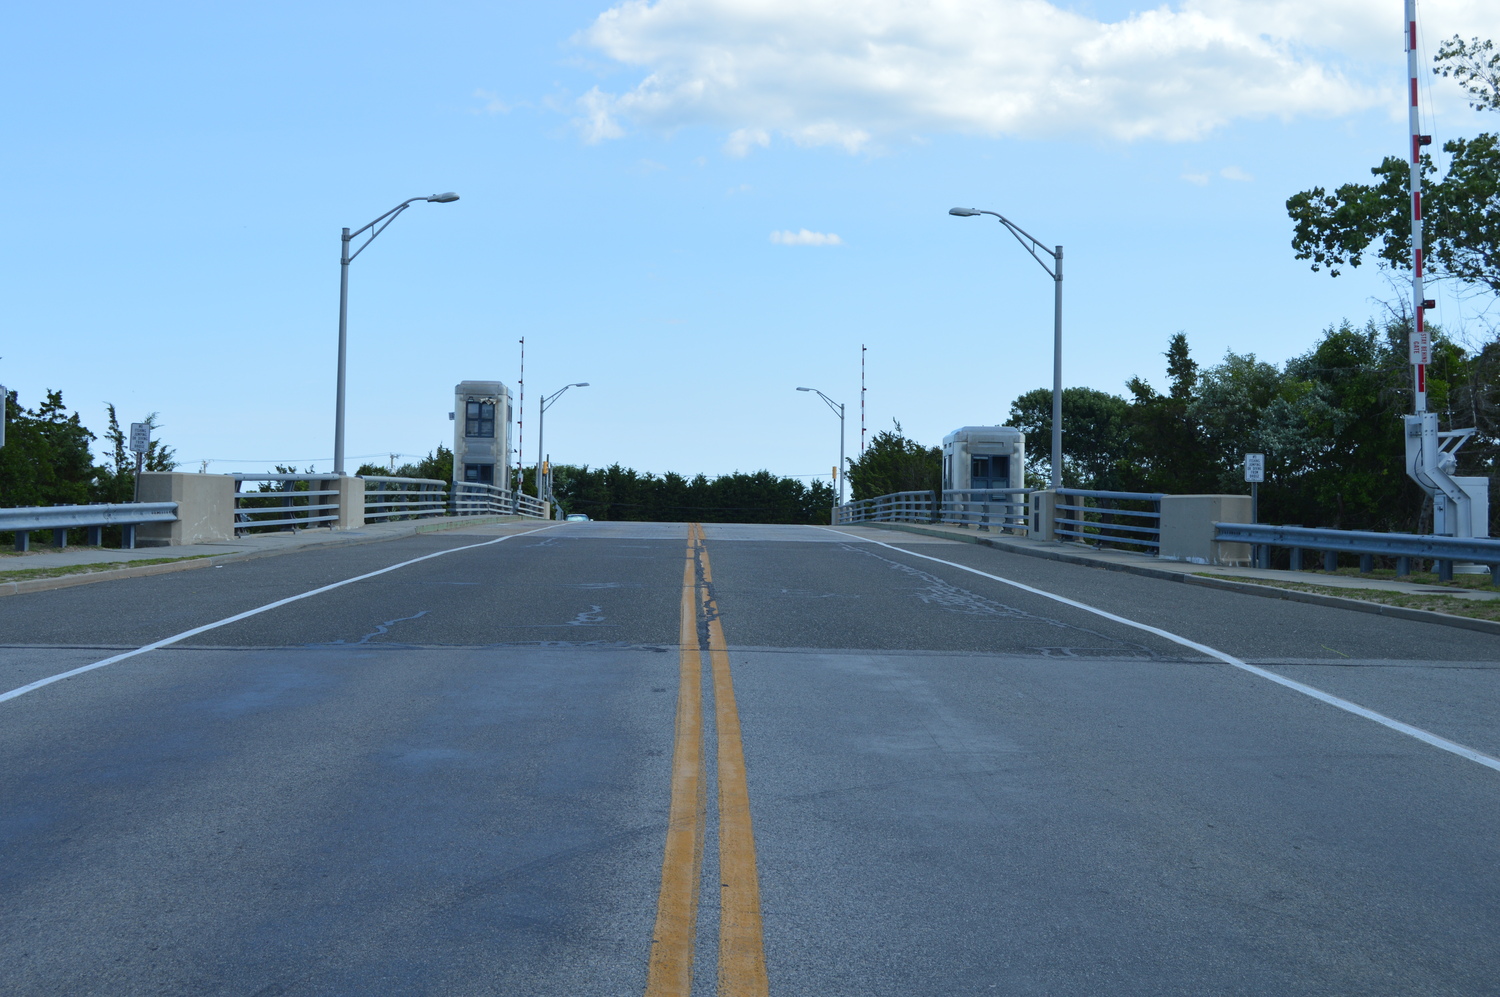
[1181,172,1211,186]
[771,229,845,246]
[473,89,513,114]
[1219,165,1253,181]
[573,0,1500,150]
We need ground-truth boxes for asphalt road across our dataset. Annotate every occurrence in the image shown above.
[2,520,1497,996]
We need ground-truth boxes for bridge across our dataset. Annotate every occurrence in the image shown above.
[3,516,1498,994]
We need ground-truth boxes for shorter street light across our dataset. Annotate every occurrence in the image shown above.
[333,192,460,475]
[797,387,845,519]
[949,206,1064,489]
[537,383,589,502]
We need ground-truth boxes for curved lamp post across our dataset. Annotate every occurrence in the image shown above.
[334,192,460,475]
[537,382,589,501]
[949,206,1063,489]
[797,386,845,519]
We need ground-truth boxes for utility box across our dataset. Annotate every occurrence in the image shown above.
[1454,476,1491,538]
[942,426,1025,491]
[452,381,512,487]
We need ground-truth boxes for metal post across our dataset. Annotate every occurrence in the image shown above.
[1051,245,1063,489]
[335,228,351,475]
[838,401,846,507]
[536,397,544,500]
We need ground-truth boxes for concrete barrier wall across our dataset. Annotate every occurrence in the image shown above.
[335,476,365,530]
[1028,490,1058,541]
[137,473,236,546]
[1159,494,1253,565]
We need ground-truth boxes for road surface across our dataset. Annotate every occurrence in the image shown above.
[3,520,1497,995]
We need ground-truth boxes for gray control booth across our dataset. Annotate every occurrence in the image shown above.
[942,426,1026,491]
[452,380,513,487]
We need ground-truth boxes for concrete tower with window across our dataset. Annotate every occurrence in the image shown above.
[942,426,1026,492]
[452,381,512,487]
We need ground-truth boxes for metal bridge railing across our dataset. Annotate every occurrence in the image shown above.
[360,475,448,522]
[834,490,938,525]
[450,481,549,519]
[0,503,178,551]
[233,473,342,534]
[940,489,1029,533]
[1055,488,1163,552]
[1215,522,1500,584]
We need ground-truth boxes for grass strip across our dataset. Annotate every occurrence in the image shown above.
[1199,575,1500,623]
[0,555,219,583]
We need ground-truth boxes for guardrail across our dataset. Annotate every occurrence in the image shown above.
[940,489,1029,532]
[1214,522,1500,584]
[1056,488,1163,551]
[0,503,179,551]
[450,481,548,519]
[359,475,448,522]
[233,473,341,534]
[834,490,937,525]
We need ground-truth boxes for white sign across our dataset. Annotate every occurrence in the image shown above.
[1243,453,1265,483]
[129,422,150,454]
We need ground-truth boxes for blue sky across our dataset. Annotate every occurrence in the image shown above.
[4,1,1497,484]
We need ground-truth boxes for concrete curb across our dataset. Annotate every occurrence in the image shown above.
[0,515,531,599]
[868,522,1500,638]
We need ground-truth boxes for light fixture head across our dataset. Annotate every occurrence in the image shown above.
[949,207,981,216]
[428,192,460,203]
[574,382,590,387]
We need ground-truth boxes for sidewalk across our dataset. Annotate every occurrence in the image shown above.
[866,521,1500,635]
[0,515,539,596]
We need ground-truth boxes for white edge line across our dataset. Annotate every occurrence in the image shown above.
[0,524,561,706]
[820,526,1500,774]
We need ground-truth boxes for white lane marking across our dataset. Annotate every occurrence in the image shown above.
[0,525,560,706]
[820,527,1500,774]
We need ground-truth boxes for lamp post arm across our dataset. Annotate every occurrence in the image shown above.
[811,388,842,418]
[344,199,426,264]
[974,210,1058,279]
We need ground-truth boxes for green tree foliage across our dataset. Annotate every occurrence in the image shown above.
[356,446,454,483]
[1120,333,1219,495]
[845,422,941,500]
[1286,37,1500,293]
[550,465,834,524]
[1007,387,1129,488]
[0,389,97,507]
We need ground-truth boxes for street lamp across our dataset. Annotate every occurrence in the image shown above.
[333,192,460,475]
[537,383,589,501]
[949,206,1064,489]
[797,386,845,518]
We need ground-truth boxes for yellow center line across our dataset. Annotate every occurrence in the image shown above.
[644,523,770,996]
[700,535,770,997]
[643,522,706,996]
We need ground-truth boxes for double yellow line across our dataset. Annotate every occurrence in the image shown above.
[645,523,768,997]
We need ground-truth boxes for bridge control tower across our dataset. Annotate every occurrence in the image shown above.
[452,380,512,487]
[942,426,1025,492]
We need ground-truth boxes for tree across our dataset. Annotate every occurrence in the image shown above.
[1007,387,1130,489]
[844,421,940,500]
[1286,37,1500,294]
[0,389,96,508]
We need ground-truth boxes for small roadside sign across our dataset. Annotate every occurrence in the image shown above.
[129,422,150,454]
[1244,453,1265,483]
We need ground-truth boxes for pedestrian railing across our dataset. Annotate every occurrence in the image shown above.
[233,473,342,534]
[1056,488,1163,552]
[940,489,1029,533]
[359,475,448,522]
[450,481,549,519]
[834,490,938,525]
[0,503,178,551]
[1214,522,1500,584]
